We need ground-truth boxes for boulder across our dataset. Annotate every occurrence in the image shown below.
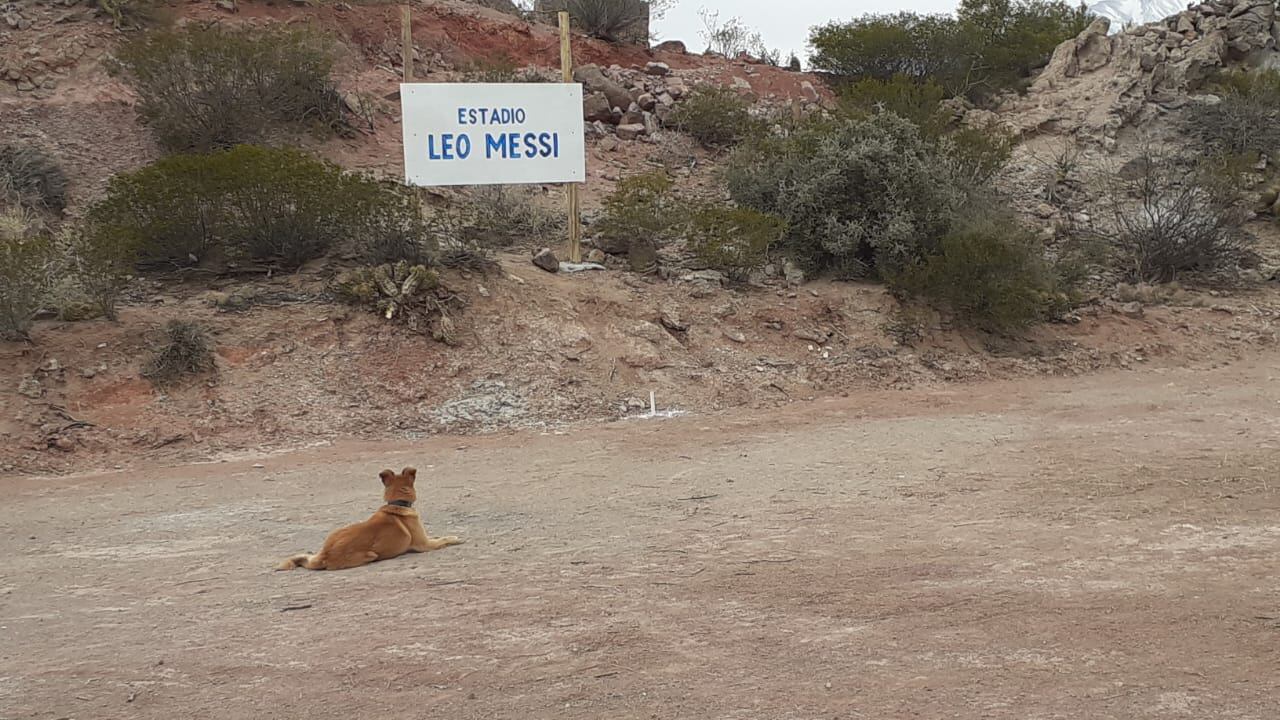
[583,91,613,122]
[653,40,687,54]
[644,61,671,76]
[616,123,647,140]
[532,248,560,273]
[573,64,634,114]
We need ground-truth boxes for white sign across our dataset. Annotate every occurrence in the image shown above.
[401,83,586,187]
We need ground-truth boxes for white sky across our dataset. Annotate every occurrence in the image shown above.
[653,1,963,64]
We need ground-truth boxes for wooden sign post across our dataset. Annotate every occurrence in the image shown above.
[558,11,583,263]
[401,5,413,83]
[401,5,584,262]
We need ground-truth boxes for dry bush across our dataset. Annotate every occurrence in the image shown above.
[0,144,68,212]
[1182,70,1280,158]
[143,320,215,385]
[334,261,466,344]
[0,207,58,339]
[539,0,671,42]
[1083,151,1252,283]
[112,25,346,152]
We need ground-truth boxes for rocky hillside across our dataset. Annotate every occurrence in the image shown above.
[3,0,1280,477]
[999,0,1280,146]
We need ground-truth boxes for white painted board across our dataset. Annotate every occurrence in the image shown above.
[401,83,586,186]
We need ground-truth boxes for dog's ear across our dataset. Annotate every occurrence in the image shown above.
[401,467,417,483]
[379,469,395,485]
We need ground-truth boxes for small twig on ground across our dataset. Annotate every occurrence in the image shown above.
[168,576,225,587]
[741,557,796,564]
[678,494,719,501]
[280,603,313,612]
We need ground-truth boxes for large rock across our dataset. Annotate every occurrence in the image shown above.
[1039,17,1113,86]
[573,64,634,113]
[532,248,560,273]
[583,91,613,122]
[616,123,647,140]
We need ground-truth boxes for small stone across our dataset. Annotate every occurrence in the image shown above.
[800,81,820,103]
[586,248,607,264]
[79,367,97,379]
[532,248,560,273]
[16,79,36,92]
[18,376,42,399]
[637,93,656,111]
[783,260,805,286]
[1119,301,1144,318]
[616,123,647,140]
[723,329,747,343]
[215,0,237,11]
[659,309,688,332]
[793,329,829,344]
[644,61,671,76]
[598,135,620,152]
[642,111,660,136]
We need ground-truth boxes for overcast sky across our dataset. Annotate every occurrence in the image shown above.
[653,1,963,64]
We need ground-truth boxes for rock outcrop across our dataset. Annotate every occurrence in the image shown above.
[1001,0,1280,146]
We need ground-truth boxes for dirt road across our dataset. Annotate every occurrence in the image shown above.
[2,355,1278,719]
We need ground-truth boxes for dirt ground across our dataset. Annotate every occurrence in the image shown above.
[2,352,1277,719]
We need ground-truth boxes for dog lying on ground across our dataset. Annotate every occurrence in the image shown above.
[277,467,463,571]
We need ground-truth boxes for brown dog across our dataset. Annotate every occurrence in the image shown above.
[277,467,462,571]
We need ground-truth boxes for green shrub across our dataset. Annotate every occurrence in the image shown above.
[144,320,215,385]
[684,204,786,279]
[85,146,429,271]
[810,13,965,86]
[67,225,138,321]
[939,124,1016,185]
[97,0,159,29]
[1182,69,1280,158]
[810,0,1088,102]
[0,208,58,339]
[0,144,68,212]
[669,85,764,149]
[958,0,1090,99]
[595,171,682,251]
[112,25,345,152]
[838,75,951,137]
[890,214,1059,332]
[725,113,962,278]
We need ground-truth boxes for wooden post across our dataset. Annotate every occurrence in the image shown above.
[559,11,583,263]
[401,5,413,83]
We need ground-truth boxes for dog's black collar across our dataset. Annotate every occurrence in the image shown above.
[387,500,413,508]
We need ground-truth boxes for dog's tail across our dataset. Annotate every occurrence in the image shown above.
[276,553,323,571]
